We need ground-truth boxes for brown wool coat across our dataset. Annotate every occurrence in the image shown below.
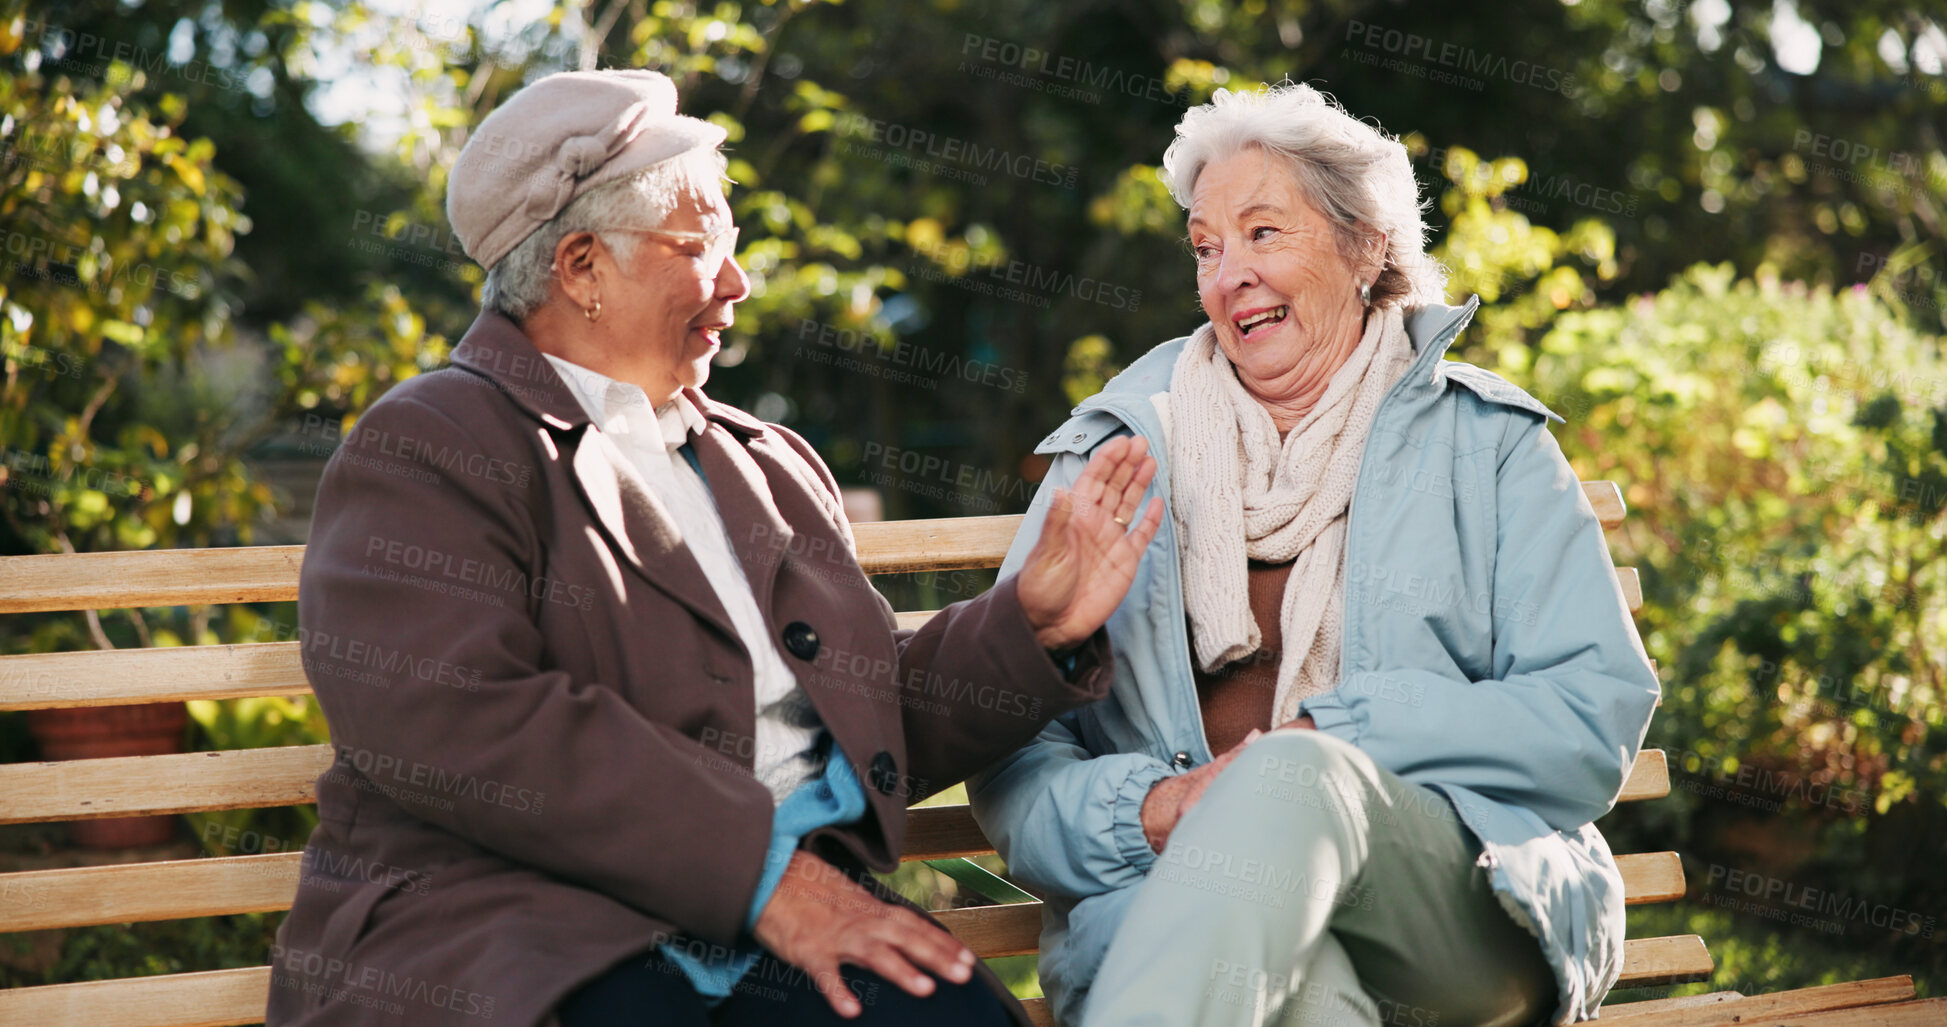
[265,311,1109,1027]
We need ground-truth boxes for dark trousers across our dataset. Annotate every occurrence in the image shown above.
[556,949,1014,1026]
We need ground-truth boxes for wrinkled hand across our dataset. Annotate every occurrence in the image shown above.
[752,851,976,1019]
[1139,728,1262,854]
[1016,436,1165,651]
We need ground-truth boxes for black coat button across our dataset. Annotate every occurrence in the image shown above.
[1171,751,1193,768]
[869,751,899,795]
[781,621,820,660]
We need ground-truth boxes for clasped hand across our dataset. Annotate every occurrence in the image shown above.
[1140,715,1316,853]
[752,851,976,1018]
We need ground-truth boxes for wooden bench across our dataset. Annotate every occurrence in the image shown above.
[1,481,1937,1025]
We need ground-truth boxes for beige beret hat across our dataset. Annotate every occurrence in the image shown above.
[447,69,727,270]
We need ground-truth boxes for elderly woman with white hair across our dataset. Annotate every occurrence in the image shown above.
[969,83,1660,1026]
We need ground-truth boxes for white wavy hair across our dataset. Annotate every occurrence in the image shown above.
[482,147,729,323]
[1161,82,1447,309]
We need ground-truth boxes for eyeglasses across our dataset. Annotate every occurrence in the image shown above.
[613,225,741,271]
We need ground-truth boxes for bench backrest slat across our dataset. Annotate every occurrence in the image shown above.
[0,643,312,712]
[0,819,1691,936]
[0,745,332,825]
[0,607,1654,714]
[0,547,305,615]
[0,483,1627,615]
[0,745,1675,826]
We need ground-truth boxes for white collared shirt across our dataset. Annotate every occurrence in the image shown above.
[544,355,826,803]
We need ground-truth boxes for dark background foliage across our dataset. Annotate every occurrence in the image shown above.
[3,0,1943,1001]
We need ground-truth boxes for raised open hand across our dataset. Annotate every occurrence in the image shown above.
[1015,436,1165,651]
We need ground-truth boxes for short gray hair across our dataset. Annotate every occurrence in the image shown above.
[1161,82,1447,309]
[482,147,729,323]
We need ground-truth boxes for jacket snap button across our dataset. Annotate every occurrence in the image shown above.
[781,621,820,660]
[1171,751,1192,768]
[869,751,899,795]
[1072,432,1087,443]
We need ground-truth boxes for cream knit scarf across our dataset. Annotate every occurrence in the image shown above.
[1168,304,1413,725]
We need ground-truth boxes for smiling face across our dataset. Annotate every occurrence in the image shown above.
[603,186,749,399]
[1187,148,1377,422]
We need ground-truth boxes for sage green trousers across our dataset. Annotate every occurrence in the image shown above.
[1080,730,1556,1027]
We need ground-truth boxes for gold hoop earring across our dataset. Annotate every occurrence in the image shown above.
[583,298,602,323]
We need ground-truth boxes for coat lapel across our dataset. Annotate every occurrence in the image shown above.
[568,424,738,644]
[447,312,739,641]
[690,428,793,617]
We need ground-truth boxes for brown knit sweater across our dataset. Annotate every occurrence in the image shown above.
[1191,559,1294,755]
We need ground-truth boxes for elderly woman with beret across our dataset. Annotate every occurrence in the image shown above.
[969,83,1660,1026]
[270,70,1162,1027]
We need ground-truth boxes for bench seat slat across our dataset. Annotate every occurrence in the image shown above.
[1807,998,1947,1025]
[0,844,1687,933]
[0,747,1671,826]
[16,965,1938,1027]
[1662,998,1947,1026]
[0,966,274,1027]
[0,483,1626,615]
[1600,991,1747,1018]
[1602,976,1917,1024]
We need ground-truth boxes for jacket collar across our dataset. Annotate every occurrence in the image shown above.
[449,311,589,429]
[688,387,768,439]
[1400,295,1483,386]
[450,311,770,642]
[449,310,768,441]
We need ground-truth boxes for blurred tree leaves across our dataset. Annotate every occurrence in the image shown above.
[2,0,1945,991]
[0,43,257,558]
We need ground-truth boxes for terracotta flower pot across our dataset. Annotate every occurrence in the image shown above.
[25,702,189,849]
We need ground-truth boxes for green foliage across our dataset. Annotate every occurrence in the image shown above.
[0,914,284,990]
[1061,333,1120,406]
[0,49,258,556]
[0,5,451,656]
[5,0,1946,999]
[1523,266,1945,819]
[1621,905,1937,999]
[185,695,328,858]
[1426,148,1947,986]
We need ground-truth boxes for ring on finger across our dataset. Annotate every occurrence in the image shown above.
[1112,515,1130,527]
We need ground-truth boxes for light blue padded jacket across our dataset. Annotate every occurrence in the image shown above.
[968,299,1661,1025]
